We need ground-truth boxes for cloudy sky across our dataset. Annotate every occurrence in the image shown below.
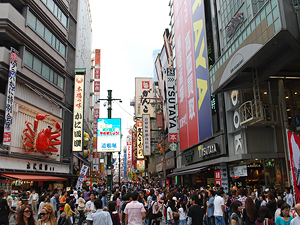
[89,0,170,144]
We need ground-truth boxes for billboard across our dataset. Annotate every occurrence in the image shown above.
[174,0,212,151]
[72,74,85,152]
[136,120,144,159]
[135,78,155,118]
[97,118,121,152]
[143,114,151,155]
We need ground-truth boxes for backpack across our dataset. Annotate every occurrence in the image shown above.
[146,202,154,219]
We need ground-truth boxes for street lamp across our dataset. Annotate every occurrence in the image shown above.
[96,90,122,197]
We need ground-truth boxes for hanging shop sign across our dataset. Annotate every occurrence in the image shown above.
[127,132,132,168]
[22,114,62,157]
[3,48,18,147]
[143,114,151,156]
[198,143,218,158]
[137,160,145,171]
[97,118,121,152]
[230,165,247,177]
[76,164,89,189]
[137,120,144,159]
[214,170,221,186]
[72,70,85,152]
[169,142,178,152]
[135,78,155,118]
[166,68,179,142]
[220,163,229,193]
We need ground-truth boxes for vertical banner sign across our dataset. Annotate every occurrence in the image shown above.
[135,78,155,118]
[3,49,18,146]
[220,163,229,193]
[76,164,89,189]
[174,0,199,151]
[94,49,101,153]
[72,74,85,152]
[93,109,99,136]
[95,49,101,65]
[127,130,132,168]
[166,68,179,142]
[214,170,221,186]
[163,29,173,66]
[136,120,144,159]
[97,118,121,152]
[137,160,145,171]
[287,131,300,203]
[143,114,151,156]
[132,120,138,169]
[191,0,213,142]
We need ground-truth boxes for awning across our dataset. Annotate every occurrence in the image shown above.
[1,173,67,181]
[167,167,207,177]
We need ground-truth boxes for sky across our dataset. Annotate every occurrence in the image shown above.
[89,0,170,146]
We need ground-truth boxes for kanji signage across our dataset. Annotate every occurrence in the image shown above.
[136,120,144,159]
[97,118,121,152]
[166,68,179,142]
[93,109,99,136]
[143,114,151,156]
[135,78,155,118]
[137,160,145,171]
[76,164,89,189]
[72,72,85,152]
[3,48,18,147]
[127,132,132,168]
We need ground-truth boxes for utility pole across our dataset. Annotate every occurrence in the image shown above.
[97,90,122,197]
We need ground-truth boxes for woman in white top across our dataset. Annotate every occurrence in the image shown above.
[152,195,163,225]
[166,200,175,225]
[177,201,187,225]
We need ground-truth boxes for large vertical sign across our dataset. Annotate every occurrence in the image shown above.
[93,109,99,136]
[132,121,137,169]
[135,78,155,118]
[191,0,213,142]
[136,120,144,159]
[97,118,121,152]
[76,164,89,189]
[3,49,18,146]
[174,0,199,151]
[143,114,151,156]
[72,74,85,152]
[93,49,101,151]
[287,131,300,203]
[166,68,179,142]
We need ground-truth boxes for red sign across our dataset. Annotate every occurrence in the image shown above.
[214,170,221,186]
[3,132,11,143]
[169,133,178,142]
[95,49,101,65]
[95,68,100,79]
[174,0,199,151]
[94,81,100,92]
[85,177,92,187]
[93,152,100,158]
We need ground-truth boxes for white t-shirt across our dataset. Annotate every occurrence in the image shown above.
[291,217,300,225]
[179,207,187,220]
[214,195,224,217]
[167,207,173,220]
[85,200,95,221]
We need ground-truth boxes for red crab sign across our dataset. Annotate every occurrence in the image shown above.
[22,114,62,157]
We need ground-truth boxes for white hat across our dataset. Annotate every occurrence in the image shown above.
[265,188,269,192]
[172,196,177,201]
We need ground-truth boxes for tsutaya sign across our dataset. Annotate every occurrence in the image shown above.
[166,68,179,142]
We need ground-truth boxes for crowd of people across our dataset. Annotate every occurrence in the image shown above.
[0,182,299,225]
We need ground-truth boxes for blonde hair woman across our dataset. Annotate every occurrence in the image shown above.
[35,203,57,225]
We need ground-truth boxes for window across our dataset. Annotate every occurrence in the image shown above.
[33,57,42,74]
[27,11,36,29]
[57,75,64,89]
[24,51,33,68]
[42,64,50,80]
[44,0,68,28]
[59,42,66,57]
[44,28,52,44]
[53,72,58,85]
[36,20,45,37]
[47,0,55,12]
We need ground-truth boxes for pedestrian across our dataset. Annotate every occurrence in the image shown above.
[166,200,175,225]
[255,206,275,225]
[151,195,163,225]
[85,192,96,225]
[187,194,204,225]
[207,190,215,225]
[108,201,121,225]
[29,190,39,215]
[274,200,285,221]
[120,193,131,225]
[177,201,187,225]
[37,195,46,219]
[64,197,74,225]
[243,197,257,225]
[238,189,247,210]
[91,198,113,225]
[101,191,108,209]
[59,191,67,213]
[250,192,260,211]
[214,190,226,225]
[283,188,293,208]
[230,201,243,225]
[291,203,300,225]
[50,192,58,218]
[77,192,86,225]
[124,191,146,225]
[266,192,276,220]
[35,203,57,225]
[275,203,293,225]
[16,205,35,225]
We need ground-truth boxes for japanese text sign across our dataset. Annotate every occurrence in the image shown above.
[76,164,89,189]
[136,120,144,159]
[137,160,145,171]
[143,114,151,156]
[97,118,121,152]
[135,78,155,118]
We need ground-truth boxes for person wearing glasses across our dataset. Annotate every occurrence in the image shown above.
[16,205,35,225]
[36,203,57,225]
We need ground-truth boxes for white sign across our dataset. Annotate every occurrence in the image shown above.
[169,142,178,151]
[135,78,155,118]
[72,74,85,152]
[143,114,151,155]
[76,164,89,189]
[156,163,162,172]
[136,120,144,159]
[220,163,229,193]
[137,160,145,171]
[3,49,18,146]
[127,135,132,168]
[166,68,179,142]
[97,118,121,152]
[230,165,247,177]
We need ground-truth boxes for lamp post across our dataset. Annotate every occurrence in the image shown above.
[97,90,122,197]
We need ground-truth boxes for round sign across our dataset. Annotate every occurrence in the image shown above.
[169,143,178,151]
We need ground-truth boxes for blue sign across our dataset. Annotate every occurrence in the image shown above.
[191,0,213,142]
[97,118,121,152]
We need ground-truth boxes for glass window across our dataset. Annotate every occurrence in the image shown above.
[250,20,256,31]
[33,57,42,74]
[52,35,56,49]
[47,0,55,12]
[266,2,271,15]
[44,28,52,44]
[36,20,45,37]
[57,8,62,20]
[41,0,47,3]
[61,14,68,27]
[57,75,64,89]
[27,11,36,29]
[55,39,60,51]
[42,64,50,80]
[53,72,58,85]
[272,6,279,20]
[53,4,58,17]
[267,13,273,27]
[271,0,277,9]
[49,70,54,83]
[24,51,33,68]
[274,18,281,33]
[60,43,66,57]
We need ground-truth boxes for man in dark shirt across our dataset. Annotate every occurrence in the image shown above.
[188,194,204,225]
[0,190,10,225]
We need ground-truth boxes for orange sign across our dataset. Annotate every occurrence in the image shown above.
[95,49,101,65]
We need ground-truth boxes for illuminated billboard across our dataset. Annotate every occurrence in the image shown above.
[97,118,121,152]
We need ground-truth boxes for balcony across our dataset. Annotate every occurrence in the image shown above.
[239,100,279,126]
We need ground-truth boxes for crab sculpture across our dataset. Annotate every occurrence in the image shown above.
[22,114,62,157]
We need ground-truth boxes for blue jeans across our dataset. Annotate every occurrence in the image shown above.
[215,216,225,225]
[179,219,187,225]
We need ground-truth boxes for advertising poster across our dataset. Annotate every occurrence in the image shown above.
[137,160,145,171]
[143,115,151,156]
[97,118,121,152]
[287,130,300,203]
[72,75,85,152]
[3,49,18,146]
[174,0,199,151]
[230,165,247,177]
[76,164,89,189]
[135,78,155,118]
